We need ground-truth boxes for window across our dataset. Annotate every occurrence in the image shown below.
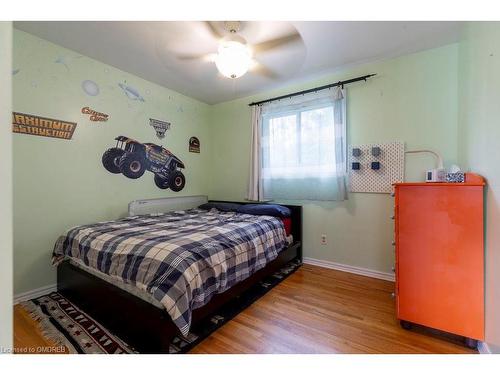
[259,88,347,201]
[262,104,336,180]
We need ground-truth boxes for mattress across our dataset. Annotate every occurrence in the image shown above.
[53,208,289,335]
[68,232,294,310]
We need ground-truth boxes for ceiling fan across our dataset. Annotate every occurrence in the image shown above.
[177,21,303,80]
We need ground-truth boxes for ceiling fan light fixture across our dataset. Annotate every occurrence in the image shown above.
[215,39,252,79]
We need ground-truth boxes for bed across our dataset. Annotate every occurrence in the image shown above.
[54,196,302,353]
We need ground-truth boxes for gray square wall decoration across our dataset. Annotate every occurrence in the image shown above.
[352,148,362,157]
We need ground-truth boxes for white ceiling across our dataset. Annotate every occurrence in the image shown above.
[14,21,462,104]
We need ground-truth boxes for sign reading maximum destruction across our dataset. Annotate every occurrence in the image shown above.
[12,112,77,140]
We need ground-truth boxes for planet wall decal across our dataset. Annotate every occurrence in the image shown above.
[81,80,100,96]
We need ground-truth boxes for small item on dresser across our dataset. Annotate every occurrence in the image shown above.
[446,172,466,183]
[425,168,446,182]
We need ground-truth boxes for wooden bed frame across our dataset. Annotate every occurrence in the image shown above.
[57,200,302,353]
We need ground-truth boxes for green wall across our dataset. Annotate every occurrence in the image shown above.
[12,30,212,294]
[209,44,459,276]
[0,21,13,352]
[458,22,500,352]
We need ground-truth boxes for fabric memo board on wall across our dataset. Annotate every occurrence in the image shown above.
[348,141,405,193]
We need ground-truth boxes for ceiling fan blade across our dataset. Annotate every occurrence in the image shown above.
[176,53,213,62]
[204,21,224,40]
[252,32,302,54]
[251,63,280,80]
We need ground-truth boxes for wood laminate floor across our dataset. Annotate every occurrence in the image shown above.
[14,264,476,354]
[14,304,70,354]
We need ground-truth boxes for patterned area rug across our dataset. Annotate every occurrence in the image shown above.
[21,259,301,354]
[21,293,135,353]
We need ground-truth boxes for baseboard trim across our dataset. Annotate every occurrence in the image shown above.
[477,341,491,354]
[303,257,395,282]
[13,283,57,304]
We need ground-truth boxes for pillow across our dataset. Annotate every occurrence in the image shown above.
[237,204,291,218]
[198,202,242,212]
[282,217,292,236]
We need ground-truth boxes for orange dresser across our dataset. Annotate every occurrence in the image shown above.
[393,173,485,345]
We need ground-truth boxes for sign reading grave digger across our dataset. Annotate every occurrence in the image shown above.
[12,112,77,140]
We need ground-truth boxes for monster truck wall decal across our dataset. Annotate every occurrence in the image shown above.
[102,136,186,191]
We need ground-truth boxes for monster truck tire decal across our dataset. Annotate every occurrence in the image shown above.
[154,174,170,189]
[119,153,147,179]
[169,171,186,192]
[102,148,126,174]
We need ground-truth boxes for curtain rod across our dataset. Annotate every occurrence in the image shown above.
[248,73,376,107]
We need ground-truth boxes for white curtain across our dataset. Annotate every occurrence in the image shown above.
[250,87,347,201]
[246,105,263,201]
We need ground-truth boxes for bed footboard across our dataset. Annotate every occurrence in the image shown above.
[58,262,178,353]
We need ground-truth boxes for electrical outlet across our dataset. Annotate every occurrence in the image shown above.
[321,234,327,245]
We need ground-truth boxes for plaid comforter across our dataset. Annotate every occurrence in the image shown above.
[52,208,288,336]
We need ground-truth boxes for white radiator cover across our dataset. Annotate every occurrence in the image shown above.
[128,195,208,216]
